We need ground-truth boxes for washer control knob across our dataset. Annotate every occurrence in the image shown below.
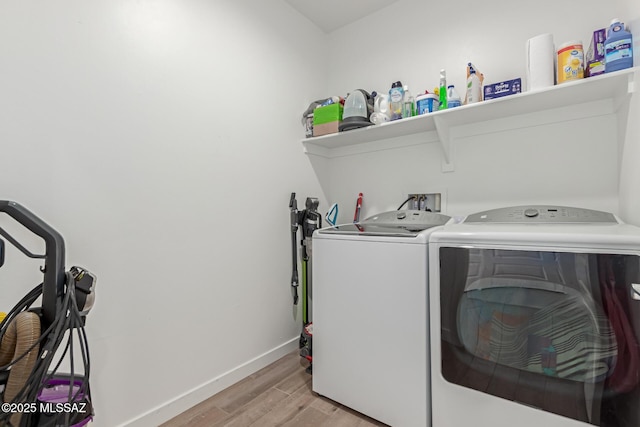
[397,212,407,220]
[524,208,539,218]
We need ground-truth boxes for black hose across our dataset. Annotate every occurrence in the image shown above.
[397,196,416,210]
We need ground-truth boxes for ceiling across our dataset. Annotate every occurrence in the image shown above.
[284,0,399,33]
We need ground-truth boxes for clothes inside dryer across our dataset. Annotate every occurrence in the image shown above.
[440,247,640,426]
[458,276,617,382]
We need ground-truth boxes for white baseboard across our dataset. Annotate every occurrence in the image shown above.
[118,337,299,427]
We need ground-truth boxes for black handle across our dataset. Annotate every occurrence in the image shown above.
[290,193,299,305]
[0,201,65,328]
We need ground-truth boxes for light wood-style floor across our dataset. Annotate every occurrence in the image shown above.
[160,350,388,427]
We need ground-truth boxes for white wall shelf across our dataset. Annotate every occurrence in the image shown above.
[302,66,638,171]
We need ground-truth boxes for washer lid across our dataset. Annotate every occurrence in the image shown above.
[318,223,425,237]
[319,210,451,236]
[464,205,618,224]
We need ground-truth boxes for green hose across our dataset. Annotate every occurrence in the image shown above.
[301,259,308,324]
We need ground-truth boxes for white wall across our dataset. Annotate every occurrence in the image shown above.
[318,0,636,223]
[0,0,637,425]
[0,1,326,425]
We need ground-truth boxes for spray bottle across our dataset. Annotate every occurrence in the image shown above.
[438,69,448,110]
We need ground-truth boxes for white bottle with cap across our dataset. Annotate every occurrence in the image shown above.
[447,85,461,108]
[466,69,482,104]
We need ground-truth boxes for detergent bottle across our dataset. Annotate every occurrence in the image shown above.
[605,19,633,73]
[389,81,404,121]
[447,85,461,108]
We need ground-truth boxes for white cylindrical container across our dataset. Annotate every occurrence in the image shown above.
[557,40,584,84]
[416,93,439,114]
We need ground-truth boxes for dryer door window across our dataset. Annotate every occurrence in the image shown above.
[439,247,640,427]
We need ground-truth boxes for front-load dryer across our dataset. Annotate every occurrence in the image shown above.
[429,205,640,427]
[313,210,452,427]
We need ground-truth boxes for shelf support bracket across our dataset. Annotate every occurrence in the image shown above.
[628,69,637,94]
[433,115,454,172]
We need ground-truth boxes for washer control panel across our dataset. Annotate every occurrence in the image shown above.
[464,206,618,223]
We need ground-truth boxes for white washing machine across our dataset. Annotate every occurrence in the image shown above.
[429,205,640,427]
[312,210,452,427]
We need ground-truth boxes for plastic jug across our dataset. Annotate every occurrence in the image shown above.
[605,19,633,73]
[447,85,461,108]
[374,93,390,117]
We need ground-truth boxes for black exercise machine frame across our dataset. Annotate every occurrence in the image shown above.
[0,201,65,331]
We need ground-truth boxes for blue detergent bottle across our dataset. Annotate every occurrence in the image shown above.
[447,85,461,108]
[604,19,633,73]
